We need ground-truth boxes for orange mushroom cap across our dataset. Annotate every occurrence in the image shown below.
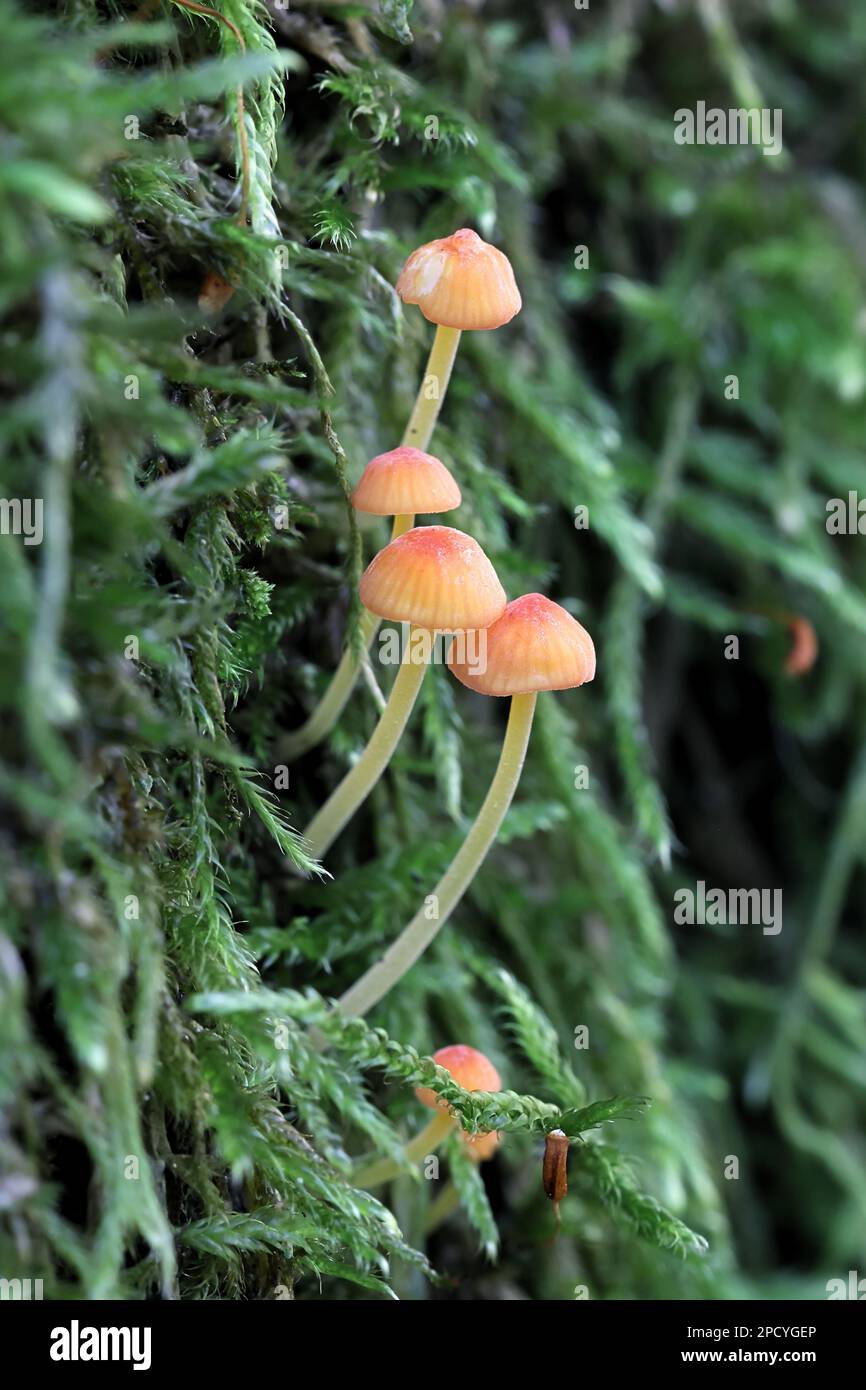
[352,446,461,517]
[396,228,522,331]
[198,269,236,315]
[415,1044,502,1107]
[416,1044,503,1163]
[784,614,818,677]
[449,592,596,697]
[359,526,506,633]
[462,1129,501,1163]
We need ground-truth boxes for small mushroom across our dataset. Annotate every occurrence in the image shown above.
[302,527,506,861]
[397,228,523,333]
[197,269,236,315]
[783,613,818,676]
[415,1044,503,1163]
[352,445,462,538]
[360,524,504,631]
[396,227,522,450]
[337,594,595,1019]
[351,1043,502,1190]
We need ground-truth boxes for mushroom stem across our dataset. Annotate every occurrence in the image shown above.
[423,1181,461,1234]
[301,637,430,860]
[282,608,379,761]
[336,692,537,1019]
[391,512,414,539]
[282,328,461,761]
[351,1110,454,1190]
[401,325,462,450]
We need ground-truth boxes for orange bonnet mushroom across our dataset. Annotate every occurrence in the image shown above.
[415,1044,503,1164]
[396,227,521,451]
[359,524,504,632]
[397,228,523,333]
[352,446,461,525]
[302,528,506,862]
[337,594,595,1021]
[450,592,596,696]
[351,1043,502,1190]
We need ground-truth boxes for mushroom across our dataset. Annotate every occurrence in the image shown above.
[336,594,595,1019]
[782,613,818,676]
[352,1044,502,1189]
[352,445,461,538]
[415,1044,503,1162]
[397,227,520,451]
[302,527,506,861]
[283,231,520,761]
[283,448,461,760]
[397,227,522,330]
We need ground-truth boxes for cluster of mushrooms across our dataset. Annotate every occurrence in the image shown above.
[289,229,596,1185]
